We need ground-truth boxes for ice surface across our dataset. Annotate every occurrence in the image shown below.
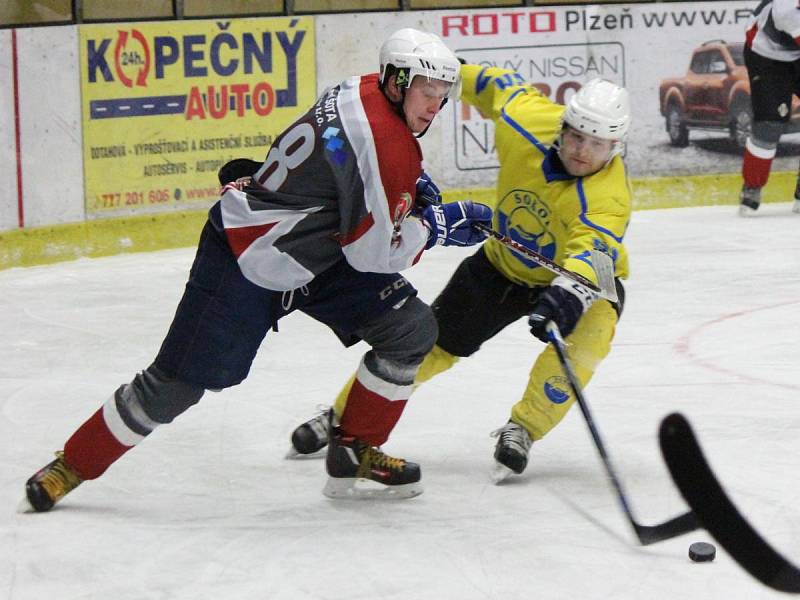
[2,204,800,599]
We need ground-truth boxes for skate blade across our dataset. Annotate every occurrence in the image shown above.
[322,477,423,500]
[738,204,758,217]
[792,200,800,214]
[284,446,326,460]
[17,495,35,514]
[490,463,515,485]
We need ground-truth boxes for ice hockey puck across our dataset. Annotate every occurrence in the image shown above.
[688,542,716,562]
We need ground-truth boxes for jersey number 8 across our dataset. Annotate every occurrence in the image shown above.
[256,122,316,191]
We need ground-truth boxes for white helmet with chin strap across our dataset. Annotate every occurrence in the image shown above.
[379,28,461,100]
[562,78,631,159]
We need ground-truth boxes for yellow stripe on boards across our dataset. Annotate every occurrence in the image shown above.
[0,211,206,271]
[1,170,797,272]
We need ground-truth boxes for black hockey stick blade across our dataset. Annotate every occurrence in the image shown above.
[632,511,699,545]
[546,323,697,546]
[660,412,800,593]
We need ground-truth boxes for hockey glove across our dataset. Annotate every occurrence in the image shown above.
[422,201,493,249]
[415,171,442,208]
[218,158,261,186]
[528,276,598,342]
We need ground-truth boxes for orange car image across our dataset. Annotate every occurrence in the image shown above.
[659,39,800,148]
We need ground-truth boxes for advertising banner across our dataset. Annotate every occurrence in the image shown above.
[437,3,770,185]
[79,17,315,216]
[317,3,800,190]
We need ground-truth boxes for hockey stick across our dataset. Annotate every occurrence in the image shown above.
[472,222,618,303]
[660,412,800,593]
[547,322,699,545]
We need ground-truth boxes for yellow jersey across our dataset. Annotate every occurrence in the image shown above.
[461,64,631,288]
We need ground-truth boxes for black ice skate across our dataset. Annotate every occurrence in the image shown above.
[323,424,422,499]
[491,421,532,484]
[738,185,761,216]
[20,451,83,513]
[286,406,331,458]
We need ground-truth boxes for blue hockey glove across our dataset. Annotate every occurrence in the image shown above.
[415,171,442,208]
[422,201,493,249]
[528,276,597,342]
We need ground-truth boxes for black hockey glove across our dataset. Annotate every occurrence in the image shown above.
[218,158,261,186]
[529,276,597,342]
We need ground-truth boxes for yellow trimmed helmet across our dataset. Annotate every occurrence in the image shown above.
[379,28,461,99]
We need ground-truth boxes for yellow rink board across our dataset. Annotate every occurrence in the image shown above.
[1,170,796,271]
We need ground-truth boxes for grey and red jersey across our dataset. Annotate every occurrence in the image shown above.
[746,0,800,61]
[216,73,429,292]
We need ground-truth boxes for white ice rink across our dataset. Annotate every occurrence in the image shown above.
[2,203,800,600]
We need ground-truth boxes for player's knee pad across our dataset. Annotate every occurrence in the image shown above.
[116,364,205,433]
[750,121,786,149]
[358,296,438,369]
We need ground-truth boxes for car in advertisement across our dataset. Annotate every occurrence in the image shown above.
[659,40,800,148]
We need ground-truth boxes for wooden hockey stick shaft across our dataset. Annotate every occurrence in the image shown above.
[472,223,617,302]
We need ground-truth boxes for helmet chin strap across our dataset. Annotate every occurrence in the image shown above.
[380,80,408,120]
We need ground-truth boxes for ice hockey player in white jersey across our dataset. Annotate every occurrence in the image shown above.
[739,0,800,215]
[21,28,492,511]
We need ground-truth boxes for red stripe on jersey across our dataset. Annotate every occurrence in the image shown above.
[746,24,758,48]
[225,222,277,258]
[357,76,422,224]
[338,212,375,246]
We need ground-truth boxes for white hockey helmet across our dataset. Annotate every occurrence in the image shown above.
[379,28,461,99]
[563,78,631,142]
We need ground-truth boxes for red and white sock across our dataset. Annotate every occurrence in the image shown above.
[339,358,413,447]
[64,393,147,480]
[742,139,776,188]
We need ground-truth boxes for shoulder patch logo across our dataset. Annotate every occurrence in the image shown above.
[322,126,347,166]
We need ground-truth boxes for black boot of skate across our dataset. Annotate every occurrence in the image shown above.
[21,451,83,512]
[491,420,532,483]
[286,407,330,458]
[323,422,422,499]
[738,185,762,216]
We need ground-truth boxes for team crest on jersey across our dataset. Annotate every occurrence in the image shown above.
[497,189,556,268]
[544,376,571,404]
[391,192,413,246]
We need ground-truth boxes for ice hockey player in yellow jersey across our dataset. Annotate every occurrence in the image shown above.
[421,66,632,482]
[290,65,632,483]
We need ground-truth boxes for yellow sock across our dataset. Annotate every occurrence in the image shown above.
[415,344,460,386]
[332,374,356,417]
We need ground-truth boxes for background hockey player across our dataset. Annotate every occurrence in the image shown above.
[738,0,800,216]
[22,28,492,511]
[291,69,631,483]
